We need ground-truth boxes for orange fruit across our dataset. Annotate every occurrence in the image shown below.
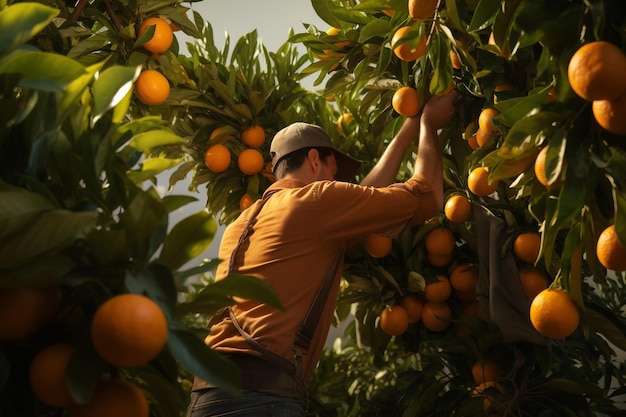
[472,360,504,384]
[596,225,626,271]
[237,148,265,175]
[71,377,149,417]
[408,0,438,20]
[204,143,231,173]
[91,293,168,368]
[518,266,548,301]
[135,69,170,106]
[534,146,563,190]
[450,48,462,70]
[241,125,266,148]
[453,288,477,303]
[391,26,427,62]
[381,9,395,17]
[29,343,77,407]
[444,194,472,224]
[478,108,501,135]
[421,301,452,332]
[449,263,479,293]
[424,227,456,256]
[0,286,62,341]
[392,86,420,117]
[427,252,453,268]
[138,17,173,54]
[468,167,499,196]
[513,232,541,264]
[567,41,626,101]
[529,288,580,339]
[365,234,393,258]
[379,305,409,336]
[239,193,254,212]
[337,113,354,133]
[467,133,479,149]
[210,126,234,141]
[424,275,452,303]
[592,93,626,135]
[475,128,491,148]
[400,294,423,323]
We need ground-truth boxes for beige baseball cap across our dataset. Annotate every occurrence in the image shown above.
[270,122,362,181]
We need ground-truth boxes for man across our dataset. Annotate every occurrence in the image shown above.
[187,90,459,417]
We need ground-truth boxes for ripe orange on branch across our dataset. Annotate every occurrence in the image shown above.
[379,305,409,336]
[423,275,452,303]
[424,227,456,255]
[408,0,438,20]
[138,17,174,54]
[29,343,77,407]
[91,293,168,368]
[478,108,501,135]
[444,194,472,224]
[241,125,266,148]
[204,143,231,173]
[596,225,626,271]
[391,26,427,62]
[530,288,579,339]
[449,263,479,293]
[237,148,265,175]
[135,69,170,106]
[518,266,548,301]
[400,294,423,323]
[513,231,541,264]
[421,301,452,332]
[392,86,420,117]
[534,146,563,190]
[71,377,149,417]
[567,41,626,101]
[0,286,62,341]
[592,93,626,135]
[468,167,499,196]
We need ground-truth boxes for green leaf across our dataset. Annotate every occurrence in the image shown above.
[311,0,343,28]
[0,184,55,241]
[0,50,87,91]
[158,211,217,271]
[127,157,182,183]
[468,0,501,31]
[92,65,141,124]
[0,2,59,53]
[358,19,391,44]
[177,274,284,316]
[0,210,97,269]
[57,62,103,125]
[128,130,186,151]
[166,326,240,392]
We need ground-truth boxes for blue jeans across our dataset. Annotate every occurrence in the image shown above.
[186,388,306,417]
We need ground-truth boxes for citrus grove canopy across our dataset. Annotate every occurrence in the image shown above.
[1,0,626,416]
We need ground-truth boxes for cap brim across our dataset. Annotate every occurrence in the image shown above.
[333,150,362,181]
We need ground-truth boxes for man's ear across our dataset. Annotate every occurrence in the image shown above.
[307,148,321,171]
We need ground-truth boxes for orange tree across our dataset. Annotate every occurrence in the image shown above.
[288,0,626,416]
[0,1,287,416]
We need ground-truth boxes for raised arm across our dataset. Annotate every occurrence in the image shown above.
[359,115,421,187]
[413,90,460,209]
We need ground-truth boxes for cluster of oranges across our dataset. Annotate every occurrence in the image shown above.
[0,287,165,415]
[134,16,179,107]
[204,125,272,210]
[568,41,626,136]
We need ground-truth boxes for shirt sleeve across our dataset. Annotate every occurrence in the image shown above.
[314,174,439,244]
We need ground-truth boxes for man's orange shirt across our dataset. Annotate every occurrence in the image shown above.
[195,174,438,388]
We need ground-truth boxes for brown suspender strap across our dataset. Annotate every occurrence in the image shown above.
[293,250,343,351]
[224,188,344,364]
